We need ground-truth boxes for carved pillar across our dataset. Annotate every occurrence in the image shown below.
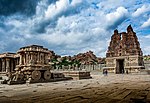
[44,54,48,64]
[68,65,71,71]
[38,52,40,63]
[37,52,40,63]
[19,54,22,65]
[11,59,14,72]
[31,52,35,64]
[28,52,30,64]
[26,52,28,64]
[44,54,46,64]
[17,58,19,65]
[6,58,10,72]
[40,53,43,64]
[31,52,33,61]
[0,59,2,72]
[24,53,26,65]
[22,55,24,65]
[28,52,31,64]
[35,53,37,64]
[2,59,5,72]
[24,54,26,65]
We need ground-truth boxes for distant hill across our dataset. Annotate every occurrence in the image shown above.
[49,50,105,66]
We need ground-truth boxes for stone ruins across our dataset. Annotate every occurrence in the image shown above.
[0,25,147,84]
[0,52,19,74]
[0,45,91,84]
[105,25,145,73]
[72,51,105,65]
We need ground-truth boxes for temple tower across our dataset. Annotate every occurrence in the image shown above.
[105,25,144,73]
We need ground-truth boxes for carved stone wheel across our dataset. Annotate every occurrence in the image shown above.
[31,71,41,81]
[44,71,51,80]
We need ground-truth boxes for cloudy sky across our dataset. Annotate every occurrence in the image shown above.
[0,0,150,57]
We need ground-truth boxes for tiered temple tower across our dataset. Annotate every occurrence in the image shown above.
[105,25,144,73]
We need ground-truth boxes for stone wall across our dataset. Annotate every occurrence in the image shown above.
[144,61,150,70]
[54,64,106,71]
[54,62,149,71]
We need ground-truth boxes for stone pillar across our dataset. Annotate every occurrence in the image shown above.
[17,58,19,65]
[19,54,22,65]
[6,58,10,72]
[2,59,5,72]
[44,54,46,64]
[68,65,71,71]
[23,54,25,65]
[30,52,32,60]
[75,64,78,70]
[29,53,31,64]
[22,55,24,65]
[37,52,40,63]
[11,59,14,72]
[62,65,64,70]
[0,59,2,72]
[56,65,59,70]
[83,65,85,69]
[41,53,44,64]
[30,52,34,64]
[26,52,29,64]
[24,53,27,65]
[45,54,48,64]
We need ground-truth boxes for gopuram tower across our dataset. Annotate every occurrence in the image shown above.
[105,25,145,73]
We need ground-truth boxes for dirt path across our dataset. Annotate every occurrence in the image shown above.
[1,74,150,103]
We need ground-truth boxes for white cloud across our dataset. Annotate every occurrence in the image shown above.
[145,35,150,39]
[35,9,110,57]
[143,46,150,55]
[98,0,136,11]
[45,0,69,20]
[71,0,83,6]
[105,7,129,29]
[139,35,150,55]
[0,0,150,57]
[141,18,150,28]
[132,5,150,17]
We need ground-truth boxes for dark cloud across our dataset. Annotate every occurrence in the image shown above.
[48,0,59,4]
[0,0,149,56]
[106,16,128,30]
[33,0,89,33]
[0,0,38,16]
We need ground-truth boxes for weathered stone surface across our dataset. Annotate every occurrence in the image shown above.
[72,51,105,65]
[0,45,70,84]
[107,25,142,57]
[105,25,145,73]
[1,74,150,103]
[63,71,92,80]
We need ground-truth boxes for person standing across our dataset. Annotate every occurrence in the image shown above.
[105,69,108,76]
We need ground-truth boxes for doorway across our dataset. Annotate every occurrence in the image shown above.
[116,59,124,74]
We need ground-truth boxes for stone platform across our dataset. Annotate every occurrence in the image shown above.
[63,71,92,80]
[1,72,72,85]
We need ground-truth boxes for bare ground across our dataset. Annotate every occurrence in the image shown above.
[1,73,150,103]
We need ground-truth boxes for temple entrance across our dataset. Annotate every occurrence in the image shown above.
[116,59,124,74]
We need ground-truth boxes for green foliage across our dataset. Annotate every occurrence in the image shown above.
[51,58,58,62]
[51,57,81,68]
[144,57,150,61]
